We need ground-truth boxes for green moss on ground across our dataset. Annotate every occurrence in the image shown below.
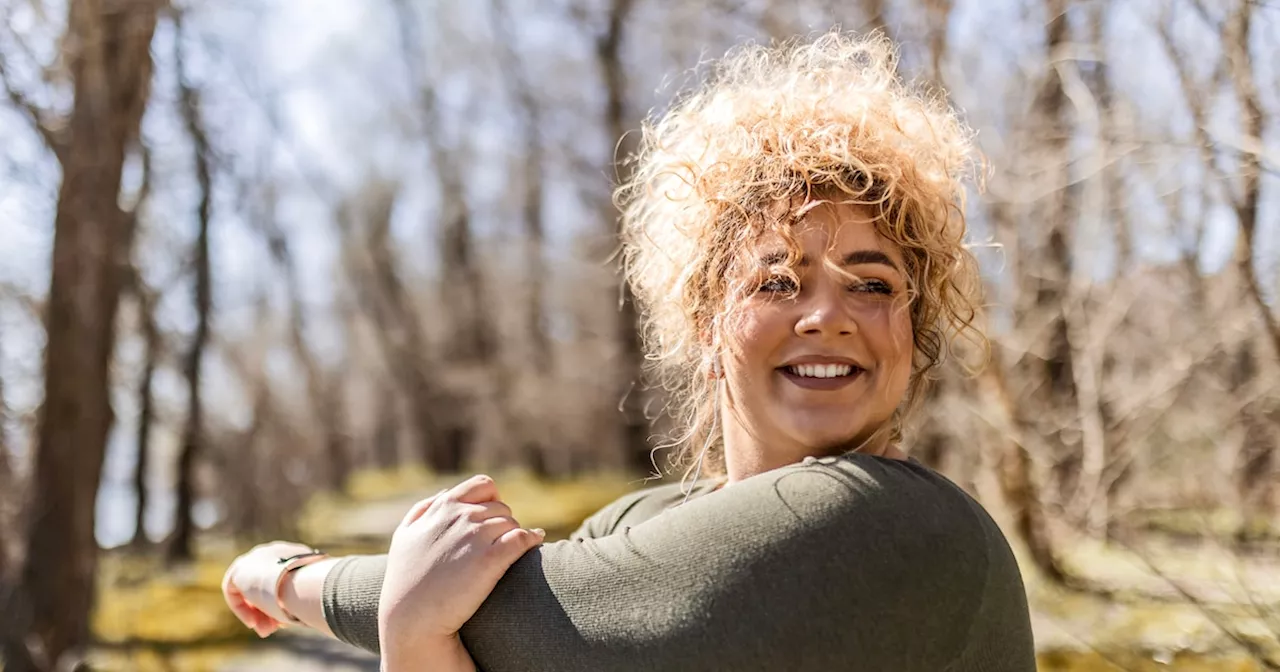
[1037,650,1264,671]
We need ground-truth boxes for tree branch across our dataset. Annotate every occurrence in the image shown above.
[0,56,64,160]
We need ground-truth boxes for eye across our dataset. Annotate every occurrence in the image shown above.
[848,278,894,296]
[757,275,798,294]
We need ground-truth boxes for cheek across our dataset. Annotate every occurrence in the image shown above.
[888,313,915,390]
[865,303,914,373]
[724,304,788,363]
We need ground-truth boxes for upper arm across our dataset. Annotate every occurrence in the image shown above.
[460,457,999,672]
[944,495,1037,671]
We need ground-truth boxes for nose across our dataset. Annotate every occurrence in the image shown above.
[793,282,856,338]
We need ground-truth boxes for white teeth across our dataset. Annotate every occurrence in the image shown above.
[788,364,854,378]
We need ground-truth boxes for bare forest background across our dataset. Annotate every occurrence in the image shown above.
[0,0,1278,670]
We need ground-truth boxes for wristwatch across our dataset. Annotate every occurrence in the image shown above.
[273,548,329,624]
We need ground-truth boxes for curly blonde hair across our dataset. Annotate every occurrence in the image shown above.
[617,31,986,477]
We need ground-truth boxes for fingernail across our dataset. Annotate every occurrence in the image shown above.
[533,528,546,537]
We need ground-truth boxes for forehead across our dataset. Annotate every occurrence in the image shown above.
[747,200,904,264]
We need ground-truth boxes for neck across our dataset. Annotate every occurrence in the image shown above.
[719,404,906,484]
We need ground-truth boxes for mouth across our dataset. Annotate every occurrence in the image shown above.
[777,362,865,391]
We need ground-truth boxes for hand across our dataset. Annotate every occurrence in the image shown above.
[378,475,544,663]
[221,540,314,638]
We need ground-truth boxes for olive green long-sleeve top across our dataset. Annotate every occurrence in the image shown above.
[322,453,1036,671]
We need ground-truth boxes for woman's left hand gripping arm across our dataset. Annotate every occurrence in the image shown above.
[378,474,546,672]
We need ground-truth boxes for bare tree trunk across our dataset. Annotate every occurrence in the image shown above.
[490,2,553,475]
[983,0,1079,567]
[345,183,460,472]
[123,153,156,551]
[0,364,10,665]
[1157,0,1276,522]
[595,0,650,474]
[225,362,271,537]
[389,0,497,473]
[169,16,213,563]
[0,547,9,672]
[318,389,352,490]
[0,329,12,551]
[1009,0,1088,538]
[1220,1,1276,518]
[902,0,955,472]
[922,0,952,85]
[1233,345,1276,522]
[373,384,401,470]
[1059,0,1116,538]
[858,0,890,38]
[986,200,1069,586]
[2,0,163,667]
[258,193,351,491]
[131,284,159,548]
[439,206,493,362]
[390,0,493,364]
[914,376,951,470]
[0,355,8,494]
[492,2,551,372]
[1222,1,1279,363]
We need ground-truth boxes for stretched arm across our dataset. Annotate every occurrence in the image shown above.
[222,480,640,643]
[325,455,1036,672]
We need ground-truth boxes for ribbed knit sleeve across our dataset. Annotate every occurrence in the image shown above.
[322,554,387,654]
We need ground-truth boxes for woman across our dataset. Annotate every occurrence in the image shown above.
[223,31,1036,671]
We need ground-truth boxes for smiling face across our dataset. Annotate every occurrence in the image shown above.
[717,200,915,477]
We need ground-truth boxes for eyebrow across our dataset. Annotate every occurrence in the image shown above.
[758,249,900,272]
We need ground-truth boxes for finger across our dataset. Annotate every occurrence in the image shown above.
[490,527,545,562]
[220,561,239,607]
[400,489,448,528]
[253,609,279,635]
[224,586,261,629]
[464,499,513,523]
[255,612,281,638]
[222,570,262,630]
[237,599,277,635]
[476,515,522,544]
[451,474,499,505]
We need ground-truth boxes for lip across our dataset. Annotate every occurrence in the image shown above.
[779,355,863,368]
[776,355,866,391]
[778,367,863,391]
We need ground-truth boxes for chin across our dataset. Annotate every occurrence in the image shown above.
[790,424,870,454]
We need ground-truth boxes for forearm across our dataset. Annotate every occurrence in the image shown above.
[324,555,388,653]
[279,557,340,638]
[382,634,476,672]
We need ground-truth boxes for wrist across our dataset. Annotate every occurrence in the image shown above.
[273,551,330,625]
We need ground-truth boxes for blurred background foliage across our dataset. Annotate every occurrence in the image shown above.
[0,0,1277,670]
